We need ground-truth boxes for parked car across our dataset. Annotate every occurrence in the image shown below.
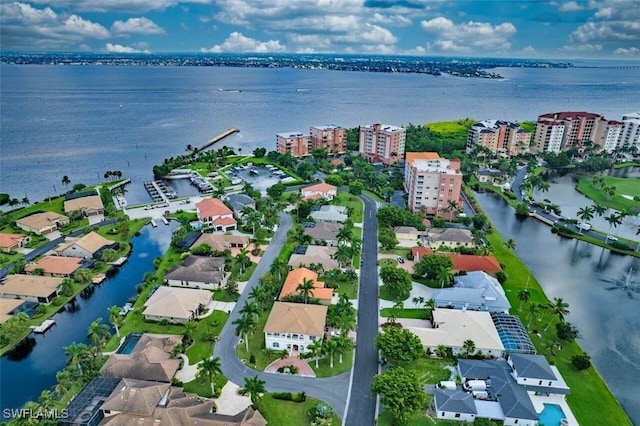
[397,256,405,264]
[606,235,618,241]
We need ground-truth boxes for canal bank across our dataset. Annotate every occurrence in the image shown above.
[476,191,638,425]
[0,222,177,413]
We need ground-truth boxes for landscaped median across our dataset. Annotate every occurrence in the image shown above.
[487,231,632,425]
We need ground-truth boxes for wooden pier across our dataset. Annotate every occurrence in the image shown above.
[198,128,239,151]
[31,319,55,334]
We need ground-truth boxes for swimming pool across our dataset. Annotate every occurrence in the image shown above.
[539,403,568,426]
[116,333,142,354]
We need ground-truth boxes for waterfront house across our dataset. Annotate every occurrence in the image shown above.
[64,191,104,217]
[0,299,27,324]
[56,231,118,259]
[164,255,227,290]
[0,233,31,252]
[300,182,337,201]
[279,267,333,305]
[190,233,249,252]
[25,255,86,278]
[433,271,511,313]
[411,248,502,274]
[15,211,69,235]
[0,274,62,303]
[100,334,182,382]
[303,221,343,246]
[309,205,348,223]
[288,245,339,271]
[228,193,257,220]
[507,353,571,394]
[406,308,505,358]
[426,228,474,249]
[143,286,211,324]
[195,198,237,231]
[264,302,327,354]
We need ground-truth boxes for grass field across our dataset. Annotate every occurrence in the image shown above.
[576,176,640,212]
[257,394,341,426]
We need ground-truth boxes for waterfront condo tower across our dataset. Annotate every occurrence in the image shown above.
[276,131,311,157]
[467,120,531,157]
[358,123,406,165]
[309,125,347,155]
[404,152,463,218]
[532,111,621,153]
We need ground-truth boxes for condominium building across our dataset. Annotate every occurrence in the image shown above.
[309,125,346,154]
[404,152,463,217]
[276,131,310,157]
[602,120,624,152]
[532,111,616,153]
[359,123,406,165]
[617,112,640,152]
[467,120,531,157]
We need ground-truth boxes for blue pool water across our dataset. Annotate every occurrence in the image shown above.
[539,403,567,426]
[116,333,142,355]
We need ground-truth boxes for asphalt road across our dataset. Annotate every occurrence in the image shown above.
[344,194,379,426]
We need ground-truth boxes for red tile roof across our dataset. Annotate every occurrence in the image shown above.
[442,254,502,273]
[411,246,433,260]
[279,267,332,301]
[302,183,337,193]
[196,198,232,218]
[212,216,237,226]
[25,255,84,275]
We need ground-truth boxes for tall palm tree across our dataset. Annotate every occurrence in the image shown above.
[336,227,353,245]
[545,297,570,331]
[592,204,606,217]
[197,356,222,397]
[517,289,531,310]
[526,303,540,328]
[108,305,123,337]
[463,339,476,357]
[334,245,352,268]
[240,300,260,323]
[61,175,71,189]
[324,338,338,368]
[412,296,425,308]
[307,338,324,368]
[269,256,288,283]
[241,375,266,407]
[447,200,459,221]
[232,313,256,352]
[505,238,517,251]
[87,318,111,355]
[604,212,623,236]
[64,342,90,376]
[436,344,448,358]
[436,265,454,288]
[249,285,268,310]
[296,277,315,304]
[576,206,594,235]
[334,333,353,364]
[235,248,251,274]
[537,181,550,193]
[183,321,198,344]
[55,369,74,397]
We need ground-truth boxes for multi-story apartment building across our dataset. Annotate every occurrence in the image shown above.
[404,152,463,217]
[602,120,624,152]
[617,112,640,152]
[276,131,310,157]
[359,123,406,165]
[309,125,346,155]
[532,111,618,153]
[467,120,531,157]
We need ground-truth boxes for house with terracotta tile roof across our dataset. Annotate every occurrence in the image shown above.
[195,198,237,231]
[143,286,212,324]
[411,246,434,262]
[56,231,118,259]
[300,182,337,201]
[279,267,333,305]
[15,211,69,235]
[264,302,327,354]
[0,299,27,324]
[442,253,502,274]
[64,191,104,217]
[25,255,86,277]
[0,274,63,303]
[0,233,31,252]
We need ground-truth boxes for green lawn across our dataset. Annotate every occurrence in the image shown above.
[487,231,632,426]
[185,310,229,364]
[237,310,283,371]
[379,308,429,320]
[309,345,353,378]
[182,375,228,398]
[576,176,640,212]
[396,356,453,385]
[213,289,239,302]
[363,190,384,203]
[104,310,186,351]
[379,284,409,302]
[257,394,341,426]
[336,281,358,299]
[379,248,412,257]
[333,192,364,223]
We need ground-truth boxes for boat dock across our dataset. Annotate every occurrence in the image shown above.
[198,128,239,151]
[150,219,157,228]
[31,319,55,334]
[144,180,177,203]
[109,257,128,266]
[161,217,169,225]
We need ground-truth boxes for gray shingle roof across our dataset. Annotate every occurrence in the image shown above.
[509,353,557,380]
[434,389,477,414]
[164,255,225,284]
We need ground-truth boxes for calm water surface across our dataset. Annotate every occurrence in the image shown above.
[477,192,640,423]
[0,223,176,413]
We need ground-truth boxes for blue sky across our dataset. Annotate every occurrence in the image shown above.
[1,0,638,59]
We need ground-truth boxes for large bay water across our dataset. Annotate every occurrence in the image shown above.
[0,223,176,414]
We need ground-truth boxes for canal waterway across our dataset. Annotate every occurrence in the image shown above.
[0,222,177,413]
[476,192,640,423]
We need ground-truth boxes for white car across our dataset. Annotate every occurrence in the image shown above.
[606,235,618,241]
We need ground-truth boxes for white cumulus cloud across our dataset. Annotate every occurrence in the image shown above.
[613,46,640,55]
[202,31,285,52]
[420,17,516,52]
[111,17,166,35]
[105,42,149,53]
[27,0,214,13]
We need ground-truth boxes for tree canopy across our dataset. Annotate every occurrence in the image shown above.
[371,366,426,426]
[379,265,412,300]
[374,326,423,363]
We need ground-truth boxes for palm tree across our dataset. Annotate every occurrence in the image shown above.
[576,206,595,235]
[526,303,540,328]
[54,369,74,397]
[307,338,324,368]
[21,196,30,206]
[240,300,260,323]
[447,200,459,221]
[334,245,352,268]
[87,318,111,355]
[269,257,287,282]
[436,344,448,358]
[108,305,123,337]
[412,296,425,308]
[61,175,71,189]
[463,339,476,357]
[604,212,623,236]
[544,297,570,331]
[241,375,266,407]
[289,191,303,221]
[517,289,531,310]
[183,321,198,344]
[350,237,362,254]
[592,204,606,217]
[505,238,516,251]
[248,285,268,310]
[197,356,222,397]
[334,333,353,364]
[436,265,454,288]
[235,248,251,274]
[64,342,90,376]
[336,227,353,245]
[324,338,338,368]
[232,313,256,352]
[537,181,550,193]
[296,277,315,304]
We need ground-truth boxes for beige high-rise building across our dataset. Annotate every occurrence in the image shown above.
[532,112,615,153]
[276,131,310,157]
[309,125,346,155]
[467,120,530,157]
[358,123,405,165]
[616,112,640,152]
[404,152,463,218]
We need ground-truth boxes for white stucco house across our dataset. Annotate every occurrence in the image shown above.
[263,302,327,354]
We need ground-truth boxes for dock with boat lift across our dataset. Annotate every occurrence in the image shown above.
[198,128,239,151]
[143,180,176,203]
